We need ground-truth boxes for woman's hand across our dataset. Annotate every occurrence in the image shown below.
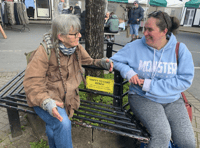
[106,59,113,72]
[129,75,144,87]
[98,58,113,72]
[52,101,64,122]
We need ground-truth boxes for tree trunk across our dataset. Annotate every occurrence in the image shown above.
[85,0,105,77]
[84,0,106,101]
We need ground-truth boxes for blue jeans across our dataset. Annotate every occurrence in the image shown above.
[33,106,73,148]
[130,24,140,36]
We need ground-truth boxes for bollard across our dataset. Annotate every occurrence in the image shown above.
[113,70,123,108]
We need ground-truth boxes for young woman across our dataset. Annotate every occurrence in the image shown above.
[111,11,195,148]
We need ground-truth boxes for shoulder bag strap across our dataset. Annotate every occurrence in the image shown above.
[175,42,180,64]
[175,42,189,103]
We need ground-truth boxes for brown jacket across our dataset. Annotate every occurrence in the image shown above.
[23,44,101,118]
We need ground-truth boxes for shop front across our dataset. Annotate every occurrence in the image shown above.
[0,0,84,20]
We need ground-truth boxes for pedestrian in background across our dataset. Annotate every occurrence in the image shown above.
[74,3,81,17]
[128,0,144,42]
[118,18,125,31]
[57,0,64,14]
[80,10,86,40]
[62,4,73,14]
[61,3,69,14]
[104,11,110,24]
[104,12,119,42]
[23,14,113,148]
[68,6,73,14]
[104,11,110,42]
[111,11,195,148]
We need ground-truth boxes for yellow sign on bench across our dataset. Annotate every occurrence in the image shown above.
[86,76,114,94]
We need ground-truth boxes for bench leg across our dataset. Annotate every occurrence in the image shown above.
[113,71,123,107]
[6,107,22,138]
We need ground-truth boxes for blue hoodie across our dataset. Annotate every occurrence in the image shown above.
[110,33,194,104]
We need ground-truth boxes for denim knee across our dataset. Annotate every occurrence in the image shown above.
[58,116,71,131]
[54,107,71,131]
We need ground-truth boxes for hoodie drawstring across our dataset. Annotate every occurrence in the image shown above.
[151,48,165,79]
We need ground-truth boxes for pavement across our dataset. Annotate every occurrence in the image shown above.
[179,26,200,34]
[0,22,200,148]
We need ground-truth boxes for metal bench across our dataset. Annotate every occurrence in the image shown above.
[0,41,150,146]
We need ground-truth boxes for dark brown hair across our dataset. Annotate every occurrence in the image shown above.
[110,12,115,16]
[148,11,180,35]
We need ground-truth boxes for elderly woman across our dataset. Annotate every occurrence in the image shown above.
[23,14,113,148]
[111,11,195,147]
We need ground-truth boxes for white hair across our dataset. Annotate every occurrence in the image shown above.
[50,14,81,47]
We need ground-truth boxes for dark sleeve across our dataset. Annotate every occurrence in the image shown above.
[106,18,111,27]
[128,9,131,23]
[139,8,144,20]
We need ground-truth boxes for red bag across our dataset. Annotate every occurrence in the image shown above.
[181,92,192,122]
[175,42,192,122]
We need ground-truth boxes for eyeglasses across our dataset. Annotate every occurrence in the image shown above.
[68,32,80,38]
[134,3,137,4]
[148,11,169,29]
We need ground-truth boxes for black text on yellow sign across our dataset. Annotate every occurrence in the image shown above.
[86,76,114,94]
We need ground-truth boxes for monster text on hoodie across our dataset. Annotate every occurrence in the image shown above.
[111,33,194,104]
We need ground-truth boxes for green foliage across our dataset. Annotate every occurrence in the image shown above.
[21,126,25,131]
[30,139,49,148]
[78,73,129,106]
[104,73,114,79]
[91,123,99,126]
[75,73,130,126]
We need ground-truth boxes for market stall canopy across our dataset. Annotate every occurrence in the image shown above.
[107,0,148,4]
[167,0,185,7]
[107,0,129,3]
[185,0,200,8]
[108,0,168,6]
[108,0,185,8]
[149,0,167,7]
